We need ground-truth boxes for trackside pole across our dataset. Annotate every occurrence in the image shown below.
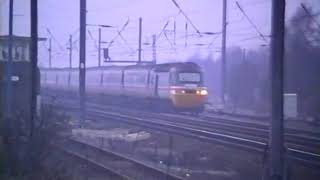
[3,0,14,174]
[79,0,87,127]
[152,34,157,64]
[138,17,142,63]
[221,0,227,108]
[269,0,285,180]
[98,28,101,67]
[30,0,38,137]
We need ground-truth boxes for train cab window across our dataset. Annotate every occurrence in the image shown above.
[178,72,202,84]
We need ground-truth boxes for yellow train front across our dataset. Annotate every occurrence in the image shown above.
[153,62,208,113]
[170,86,208,112]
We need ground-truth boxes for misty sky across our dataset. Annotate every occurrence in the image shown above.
[0,0,319,67]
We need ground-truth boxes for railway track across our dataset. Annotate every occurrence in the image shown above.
[86,92,320,143]
[86,106,320,168]
[203,112,320,138]
[56,138,184,180]
[43,89,320,138]
[50,96,319,154]
[43,94,320,169]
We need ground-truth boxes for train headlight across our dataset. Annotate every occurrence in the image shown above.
[170,89,186,94]
[170,90,177,94]
[198,89,208,95]
[200,89,208,95]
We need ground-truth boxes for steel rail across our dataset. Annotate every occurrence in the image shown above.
[85,109,320,168]
[43,95,320,169]
[56,144,133,180]
[59,138,184,180]
[44,95,319,153]
[81,101,320,153]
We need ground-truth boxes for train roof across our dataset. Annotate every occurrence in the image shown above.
[153,62,201,72]
[106,62,201,72]
[40,62,201,72]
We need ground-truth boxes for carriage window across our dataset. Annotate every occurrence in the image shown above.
[124,71,148,86]
[157,72,169,86]
[178,73,201,83]
[103,71,122,85]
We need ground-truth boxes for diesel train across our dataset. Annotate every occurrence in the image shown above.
[41,62,208,113]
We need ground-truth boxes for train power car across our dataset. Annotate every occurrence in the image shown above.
[41,62,208,113]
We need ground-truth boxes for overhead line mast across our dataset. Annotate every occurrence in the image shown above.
[221,0,227,107]
[269,0,285,179]
[79,0,87,127]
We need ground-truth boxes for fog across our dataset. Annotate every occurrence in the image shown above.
[1,0,320,180]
